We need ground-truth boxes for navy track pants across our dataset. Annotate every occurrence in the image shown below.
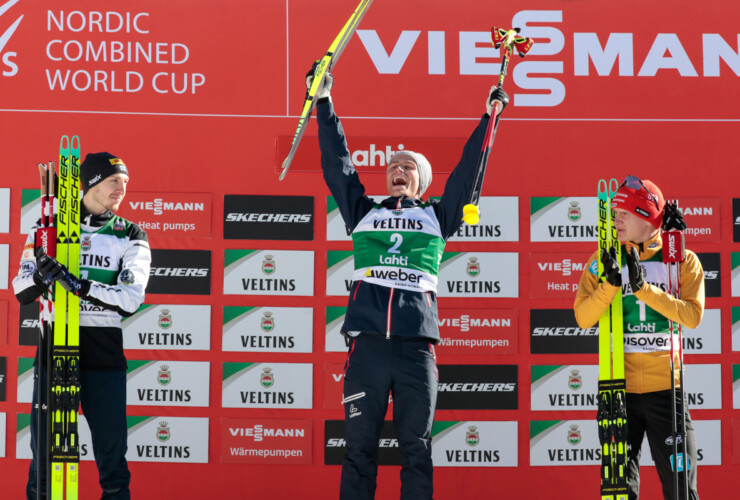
[339,334,438,500]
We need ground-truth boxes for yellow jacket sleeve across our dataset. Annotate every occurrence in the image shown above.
[573,250,620,328]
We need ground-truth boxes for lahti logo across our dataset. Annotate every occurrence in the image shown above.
[0,0,23,77]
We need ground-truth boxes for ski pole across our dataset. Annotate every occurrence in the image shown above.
[462,27,533,225]
[36,161,55,500]
[662,199,689,500]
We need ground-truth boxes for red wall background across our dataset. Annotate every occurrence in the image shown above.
[1,0,739,498]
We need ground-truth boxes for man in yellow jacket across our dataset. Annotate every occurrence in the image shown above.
[574,176,703,500]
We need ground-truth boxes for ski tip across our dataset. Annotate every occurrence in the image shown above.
[60,135,70,148]
[597,179,608,194]
[278,168,288,181]
[71,136,81,149]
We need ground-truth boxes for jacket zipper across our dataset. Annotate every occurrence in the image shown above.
[386,287,394,339]
[385,198,405,339]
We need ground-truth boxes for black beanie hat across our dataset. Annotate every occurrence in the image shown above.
[80,152,129,190]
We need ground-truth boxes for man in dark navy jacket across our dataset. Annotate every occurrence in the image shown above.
[310,69,508,499]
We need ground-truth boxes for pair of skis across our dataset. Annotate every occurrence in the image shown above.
[596,178,628,500]
[279,0,374,180]
[37,136,81,500]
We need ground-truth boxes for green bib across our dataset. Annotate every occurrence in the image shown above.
[621,247,678,353]
[351,203,445,292]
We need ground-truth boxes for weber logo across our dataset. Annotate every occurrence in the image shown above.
[223,195,314,241]
[324,420,401,465]
[530,309,598,354]
[148,250,211,295]
[696,253,720,298]
[436,365,518,410]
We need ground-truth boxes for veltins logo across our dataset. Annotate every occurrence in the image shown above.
[465,257,480,277]
[465,426,479,447]
[157,365,170,386]
[567,201,581,221]
[158,308,172,329]
[530,365,598,411]
[260,312,274,332]
[156,421,170,442]
[431,421,518,467]
[128,416,208,463]
[568,370,582,391]
[567,425,581,446]
[222,362,312,409]
[0,0,23,77]
[260,367,274,388]
[262,255,275,275]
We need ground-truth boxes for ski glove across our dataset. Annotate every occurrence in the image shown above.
[34,247,91,297]
[306,60,334,101]
[34,247,65,287]
[662,201,687,231]
[625,246,646,292]
[486,86,509,117]
[600,246,622,287]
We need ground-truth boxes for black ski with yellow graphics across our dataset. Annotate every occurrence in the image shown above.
[596,179,628,500]
[50,135,81,500]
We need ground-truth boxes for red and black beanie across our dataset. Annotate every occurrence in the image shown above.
[611,177,665,228]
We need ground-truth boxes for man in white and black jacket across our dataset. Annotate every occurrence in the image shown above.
[309,67,508,499]
[13,152,150,500]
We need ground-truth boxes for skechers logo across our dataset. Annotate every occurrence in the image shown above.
[150,267,208,277]
[226,213,311,223]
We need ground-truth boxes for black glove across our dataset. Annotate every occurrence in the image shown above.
[662,201,687,231]
[305,60,333,101]
[625,246,646,292]
[57,268,91,297]
[34,247,65,287]
[600,246,621,287]
[486,86,509,116]
[34,247,90,297]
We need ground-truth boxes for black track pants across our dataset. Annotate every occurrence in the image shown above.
[27,365,131,500]
[339,334,438,500]
[626,390,699,500]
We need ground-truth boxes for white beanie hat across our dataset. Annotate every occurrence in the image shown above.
[389,150,433,197]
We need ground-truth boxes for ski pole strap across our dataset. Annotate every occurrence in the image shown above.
[662,231,685,263]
